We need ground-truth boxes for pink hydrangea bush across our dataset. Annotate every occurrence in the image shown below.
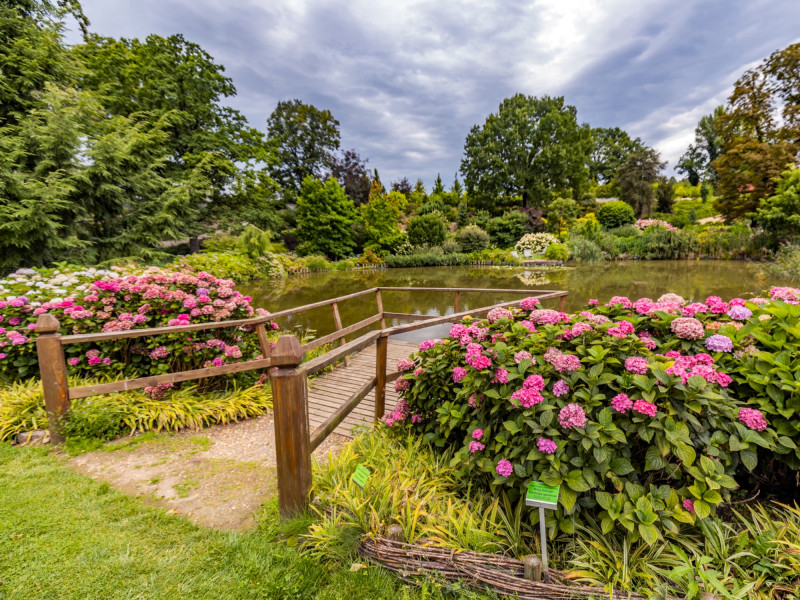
[383,291,799,541]
[0,268,277,388]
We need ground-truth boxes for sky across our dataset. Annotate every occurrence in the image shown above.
[65,0,800,190]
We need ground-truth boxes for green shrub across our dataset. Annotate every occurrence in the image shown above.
[606,224,640,238]
[417,198,447,216]
[596,201,636,229]
[470,210,492,230]
[756,245,800,281]
[442,239,461,254]
[407,214,447,247]
[544,243,569,261]
[384,253,469,268]
[455,225,490,253]
[628,227,697,260]
[236,225,273,259]
[486,211,528,248]
[305,255,331,271]
[202,233,238,252]
[567,235,604,262]
[169,252,265,282]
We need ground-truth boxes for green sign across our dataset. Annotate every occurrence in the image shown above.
[352,464,370,489]
[526,481,560,509]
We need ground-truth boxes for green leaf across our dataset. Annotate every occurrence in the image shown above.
[538,410,553,428]
[595,491,613,510]
[610,457,634,476]
[638,523,660,545]
[559,486,577,512]
[740,449,758,471]
[693,500,711,519]
[503,420,520,434]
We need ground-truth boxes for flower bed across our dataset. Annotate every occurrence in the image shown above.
[0,267,276,385]
[386,288,800,543]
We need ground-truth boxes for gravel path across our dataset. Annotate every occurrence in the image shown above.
[68,415,348,530]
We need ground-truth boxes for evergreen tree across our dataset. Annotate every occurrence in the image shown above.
[295,177,356,259]
[616,147,666,217]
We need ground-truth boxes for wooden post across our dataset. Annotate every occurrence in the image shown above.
[523,555,542,582]
[255,322,272,360]
[34,314,70,443]
[375,289,386,329]
[331,302,350,367]
[374,335,388,422]
[454,290,461,314]
[269,335,311,517]
[558,294,567,312]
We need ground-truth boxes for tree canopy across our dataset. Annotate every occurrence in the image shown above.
[460,94,592,210]
[295,177,356,259]
[616,147,666,217]
[589,127,644,184]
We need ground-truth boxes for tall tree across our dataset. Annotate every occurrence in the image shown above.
[656,176,676,213]
[616,147,665,217]
[295,177,356,259]
[461,94,592,210]
[328,148,370,205]
[677,106,724,185]
[266,99,340,199]
[391,177,412,196]
[714,43,800,219]
[589,127,644,184]
[432,173,445,195]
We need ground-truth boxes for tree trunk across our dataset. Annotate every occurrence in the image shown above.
[189,236,200,254]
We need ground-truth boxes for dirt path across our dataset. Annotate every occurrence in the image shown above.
[67,415,347,530]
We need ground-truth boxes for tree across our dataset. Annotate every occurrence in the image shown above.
[616,147,666,217]
[357,192,404,253]
[391,177,412,196]
[545,198,579,237]
[295,177,356,259]
[450,174,464,202]
[486,211,528,248]
[714,43,800,219]
[329,148,370,205]
[753,167,800,243]
[266,99,340,198]
[677,107,724,185]
[461,94,592,210]
[589,127,644,184]
[407,214,446,247]
[432,173,445,195]
[656,177,676,213]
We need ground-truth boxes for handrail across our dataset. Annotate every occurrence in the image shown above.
[34,284,569,513]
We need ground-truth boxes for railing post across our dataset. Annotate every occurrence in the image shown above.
[454,290,461,313]
[255,322,272,360]
[34,314,70,443]
[269,334,311,517]
[331,302,350,367]
[374,335,388,422]
[559,293,567,312]
[375,289,386,329]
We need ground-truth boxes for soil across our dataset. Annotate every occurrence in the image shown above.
[67,415,348,530]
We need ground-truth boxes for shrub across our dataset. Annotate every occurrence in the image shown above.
[470,210,492,230]
[170,252,265,282]
[467,248,521,265]
[442,239,461,254]
[455,225,490,253]
[383,253,469,268]
[417,198,447,216]
[387,291,796,543]
[571,213,603,241]
[634,219,677,232]
[628,227,696,260]
[486,212,528,248]
[515,233,558,256]
[305,255,331,271]
[755,245,800,281]
[567,235,604,262]
[236,225,274,259]
[407,214,447,247]
[606,225,640,238]
[597,201,636,229]
[544,243,569,261]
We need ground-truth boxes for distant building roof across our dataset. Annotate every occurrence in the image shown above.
[596,197,619,203]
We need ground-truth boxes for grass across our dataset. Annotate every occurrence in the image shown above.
[0,443,482,600]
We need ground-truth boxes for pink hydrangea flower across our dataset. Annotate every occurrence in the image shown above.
[212,357,225,367]
[397,358,415,371]
[520,320,537,332]
[537,437,557,454]
[514,351,532,363]
[520,297,541,310]
[606,296,632,309]
[610,393,633,413]
[553,380,570,397]
[493,368,509,384]
[449,323,468,339]
[671,317,705,340]
[419,338,443,351]
[511,387,544,408]
[625,357,649,375]
[411,414,422,424]
[487,307,513,323]
[453,367,467,383]
[68,357,81,366]
[496,459,513,477]
[683,499,695,514]
[727,305,752,320]
[529,309,564,325]
[558,404,587,428]
[588,299,599,307]
[149,346,170,360]
[523,374,545,391]
[395,378,411,392]
[88,356,101,366]
[472,429,484,440]
[632,399,657,417]
[467,355,492,370]
[738,408,768,431]
[469,441,485,453]
[552,354,581,373]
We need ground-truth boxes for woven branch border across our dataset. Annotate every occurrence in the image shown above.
[359,536,665,600]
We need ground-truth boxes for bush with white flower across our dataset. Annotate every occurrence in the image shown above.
[514,233,559,256]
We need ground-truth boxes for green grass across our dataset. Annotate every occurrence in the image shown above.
[0,444,473,600]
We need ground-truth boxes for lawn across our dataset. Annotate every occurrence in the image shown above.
[0,444,467,600]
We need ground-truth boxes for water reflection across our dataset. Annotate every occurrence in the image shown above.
[239,261,784,342]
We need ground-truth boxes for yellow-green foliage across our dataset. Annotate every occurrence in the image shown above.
[307,428,541,564]
[0,378,272,442]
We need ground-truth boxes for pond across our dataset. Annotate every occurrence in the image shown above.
[240,260,786,343]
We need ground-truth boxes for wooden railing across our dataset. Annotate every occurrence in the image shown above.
[34,286,568,515]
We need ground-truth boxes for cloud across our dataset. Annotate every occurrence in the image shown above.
[67,0,800,187]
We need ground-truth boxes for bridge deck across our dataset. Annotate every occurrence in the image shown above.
[307,339,418,438]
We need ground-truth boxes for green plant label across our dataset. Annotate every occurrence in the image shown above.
[352,464,370,489]
[525,481,559,509]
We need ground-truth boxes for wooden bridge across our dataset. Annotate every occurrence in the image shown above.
[34,286,568,516]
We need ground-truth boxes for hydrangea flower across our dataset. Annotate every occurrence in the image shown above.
[452,367,467,383]
[397,358,415,372]
[523,374,545,391]
[472,429,484,440]
[553,380,570,397]
[657,293,685,305]
[537,437,557,454]
[487,307,512,323]
[496,459,513,477]
[625,357,649,374]
[738,408,768,431]
[705,334,734,353]
[394,378,411,392]
[682,499,695,514]
[558,404,587,428]
[671,317,705,340]
[469,441,485,453]
[493,368,509,384]
[632,399,657,417]
[511,387,543,408]
[727,305,752,321]
[519,297,541,310]
[610,393,633,413]
[514,351,532,364]
[552,354,581,373]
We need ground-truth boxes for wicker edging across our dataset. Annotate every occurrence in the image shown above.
[358,536,665,600]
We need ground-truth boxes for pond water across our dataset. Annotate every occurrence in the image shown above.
[240,261,785,343]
